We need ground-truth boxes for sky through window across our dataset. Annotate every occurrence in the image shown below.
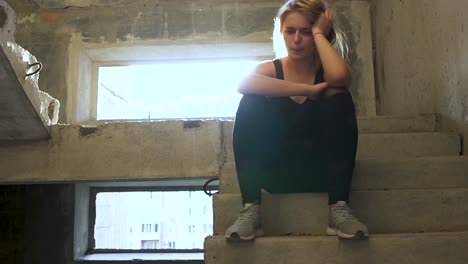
[97,60,258,120]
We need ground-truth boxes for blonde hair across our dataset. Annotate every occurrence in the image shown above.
[272,0,349,62]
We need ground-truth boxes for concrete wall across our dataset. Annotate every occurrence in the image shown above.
[6,0,376,123]
[0,0,15,42]
[372,0,468,153]
[3,1,373,262]
[3,0,468,263]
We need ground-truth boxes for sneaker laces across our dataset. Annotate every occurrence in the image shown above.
[234,205,258,224]
[333,204,361,224]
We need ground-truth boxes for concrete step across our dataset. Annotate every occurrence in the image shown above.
[354,114,437,133]
[356,132,460,158]
[213,189,468,236]
[222,114,437,138]
[205,231,468,264]
[222,115,438,162]
[223,130,460,163]
[219,156,468,193]
[352,156,468,190]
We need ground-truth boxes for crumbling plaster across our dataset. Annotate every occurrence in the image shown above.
[1,0,60,140]
[372,0,468,153]
[1,42,60,127]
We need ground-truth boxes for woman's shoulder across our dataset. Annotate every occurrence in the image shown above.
[252,59,277,78]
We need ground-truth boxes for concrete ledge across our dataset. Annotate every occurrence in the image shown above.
[219,156,468,193]
[0,118,456,184]
[213,189,468,235]
[0,120,222,183]
[205,232,468,264]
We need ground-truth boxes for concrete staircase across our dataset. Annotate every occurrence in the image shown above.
[204,114,468,264]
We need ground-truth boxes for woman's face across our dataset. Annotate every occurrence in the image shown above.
[281,11,316,60]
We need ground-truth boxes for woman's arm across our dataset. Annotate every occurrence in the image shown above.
[237,61,328,96]
[312,11,352,88]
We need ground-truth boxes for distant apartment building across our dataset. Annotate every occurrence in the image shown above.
[94,191,213,250]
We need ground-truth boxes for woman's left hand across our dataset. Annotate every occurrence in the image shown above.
[311,10,334,36]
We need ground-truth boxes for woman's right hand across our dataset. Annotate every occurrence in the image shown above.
[305,82,328,98]
[312,10,334,37]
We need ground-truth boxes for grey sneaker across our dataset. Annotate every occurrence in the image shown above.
[225,203,264,241]
[327,201,369,239]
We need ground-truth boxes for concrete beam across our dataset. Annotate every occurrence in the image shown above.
[0,120,222,183]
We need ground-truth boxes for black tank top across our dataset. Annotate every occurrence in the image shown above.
[267,59,324,141]
[272,58,324,84]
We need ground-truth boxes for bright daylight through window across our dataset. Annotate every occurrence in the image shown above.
[97,60,258,120]
[94,191,213,250]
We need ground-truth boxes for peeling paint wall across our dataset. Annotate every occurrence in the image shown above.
[372,0,468,153]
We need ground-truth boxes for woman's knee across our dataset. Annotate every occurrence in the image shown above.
[319,90,356,118]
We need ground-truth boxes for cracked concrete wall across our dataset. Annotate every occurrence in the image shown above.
[0,0,15,41]
[1,0,60,140]
[6,0,376,123]
[7,0,280,123]
[1,42,60,126]
[372,0,468,153]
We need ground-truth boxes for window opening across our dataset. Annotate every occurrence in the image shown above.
[92,190,214,251]
[97,60,258,120]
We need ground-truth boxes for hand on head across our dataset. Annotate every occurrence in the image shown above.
[311,10,335,36]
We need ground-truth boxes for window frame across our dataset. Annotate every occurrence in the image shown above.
[74,179,218,261]
[69,40,274,262]
[68,42,274,124]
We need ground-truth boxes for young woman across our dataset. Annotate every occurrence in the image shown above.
[225,0,368,240]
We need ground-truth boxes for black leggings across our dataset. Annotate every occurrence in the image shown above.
[233,92,358,205]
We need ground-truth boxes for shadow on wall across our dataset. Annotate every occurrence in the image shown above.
[0,184,75,264]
